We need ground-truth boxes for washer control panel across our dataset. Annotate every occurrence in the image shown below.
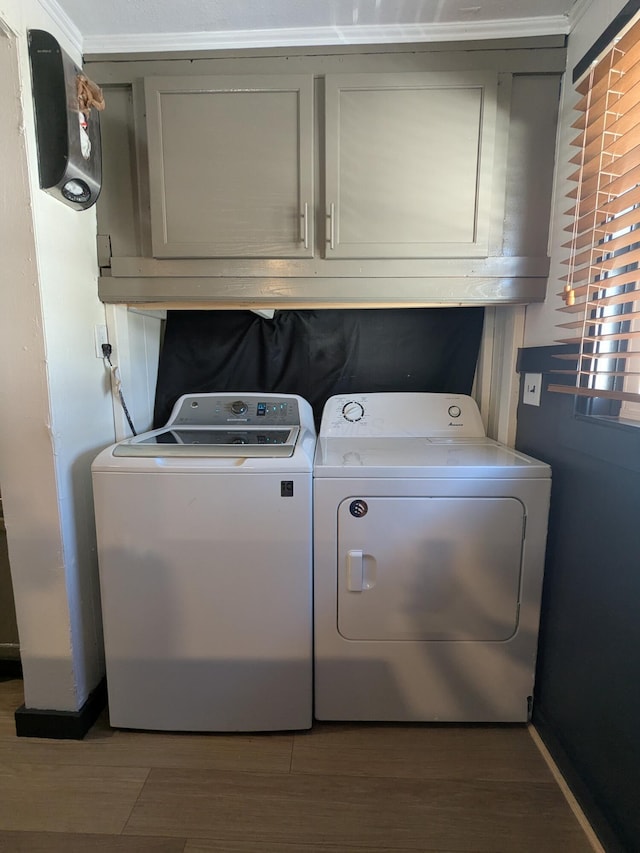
[169,394,300,427]
[320,393,486,438]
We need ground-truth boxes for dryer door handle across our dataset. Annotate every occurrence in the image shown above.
[346,549,364,591]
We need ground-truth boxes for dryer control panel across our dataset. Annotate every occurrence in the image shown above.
[320,393,486,438]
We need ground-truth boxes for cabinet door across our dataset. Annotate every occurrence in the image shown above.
[145,75,314,259]
[324,71,498,259]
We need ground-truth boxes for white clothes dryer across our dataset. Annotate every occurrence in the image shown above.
[92,392,316,732]
[313,392,551,723]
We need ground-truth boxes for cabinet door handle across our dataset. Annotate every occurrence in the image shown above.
[300,202,309,249]
[326,202,335,251]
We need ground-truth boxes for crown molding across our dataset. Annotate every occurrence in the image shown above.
[37,0,83,58]
[567,0,597,30]
[83,15,571,55]
[0,19,17,38]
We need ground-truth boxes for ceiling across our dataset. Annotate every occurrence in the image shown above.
[44,0,581,55]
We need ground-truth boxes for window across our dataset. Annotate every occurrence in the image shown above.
[549,9,640,423]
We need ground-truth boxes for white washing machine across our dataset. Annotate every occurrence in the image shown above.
[314,392,551,723]
[92,392,316,732]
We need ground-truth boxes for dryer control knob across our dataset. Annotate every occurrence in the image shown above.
[448,405,462,418]
[231,400,248,415]
[342,401,365,422]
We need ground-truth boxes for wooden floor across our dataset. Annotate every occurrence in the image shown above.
[0,676,594,853]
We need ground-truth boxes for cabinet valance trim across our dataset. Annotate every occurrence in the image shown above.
[98,274,548,307]
[108,255,550,279]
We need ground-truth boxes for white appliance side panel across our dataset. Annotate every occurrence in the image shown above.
[337,497,524,642]
[93,470,312,731]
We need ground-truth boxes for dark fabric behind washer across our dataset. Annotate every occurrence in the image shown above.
[153,308,485,428]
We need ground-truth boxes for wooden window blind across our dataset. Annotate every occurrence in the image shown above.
[549,12,640,413]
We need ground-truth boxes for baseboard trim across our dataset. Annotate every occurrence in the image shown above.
[0,658,22,679]
[528,723,605,852]
[529,715,627,853]
[14,677,107,740]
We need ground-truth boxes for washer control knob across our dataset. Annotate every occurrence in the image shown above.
[342,401,365,422]
[231,400,248,415]
[448,405,462,418]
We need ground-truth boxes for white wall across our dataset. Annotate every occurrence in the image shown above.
[106,306,163,441]
[0,0,116,711]
[524,0,631,347]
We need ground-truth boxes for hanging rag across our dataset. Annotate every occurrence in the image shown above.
[77,74,105,116]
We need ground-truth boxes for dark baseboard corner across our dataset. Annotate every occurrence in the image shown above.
[14,677,107,740]
[0,658,23,679]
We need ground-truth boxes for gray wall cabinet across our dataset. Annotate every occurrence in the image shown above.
[324,71,497,259]
[146,70,498,263]
[89,39,565,308]
[146,75,314,259]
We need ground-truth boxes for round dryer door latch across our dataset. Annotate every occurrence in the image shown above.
[349,499,368,518]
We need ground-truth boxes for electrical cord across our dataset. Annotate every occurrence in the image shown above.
[102,343,138,436]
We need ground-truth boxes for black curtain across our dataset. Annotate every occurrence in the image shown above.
[153,308,485,428]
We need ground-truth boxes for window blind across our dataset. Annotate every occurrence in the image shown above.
[549,12,640,413]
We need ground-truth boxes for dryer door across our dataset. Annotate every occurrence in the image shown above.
[337,496,524,642]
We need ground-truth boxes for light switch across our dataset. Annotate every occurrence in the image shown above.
[523,373,542,407]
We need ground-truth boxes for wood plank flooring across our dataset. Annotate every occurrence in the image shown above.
[0,676,594,853]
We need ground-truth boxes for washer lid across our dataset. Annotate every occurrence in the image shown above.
[108,392,315,460]
[113,426,299,458]
[314,436,550,478]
